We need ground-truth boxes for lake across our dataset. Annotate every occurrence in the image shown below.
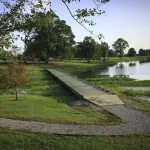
[99,61,150,80]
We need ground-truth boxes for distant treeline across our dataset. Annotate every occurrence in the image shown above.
[1,46,150,63]
[0,12,150,63]
[138,49,150,56]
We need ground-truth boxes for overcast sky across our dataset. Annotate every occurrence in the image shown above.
[50,0,150,52]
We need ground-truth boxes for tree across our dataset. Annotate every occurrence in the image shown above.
[93,43,102,61]
[58,46,76,60]
[138,49,150,56]
[0,33,11,51]
[128,48,136,61]
[76,36,96,63]
[112,38,129,60]
[0,0,110,50]
[0,49,12,62]
[108,49,117,57]
[75,43,84,59]
[8,58,29,100]
[0,57,29,100]
[101,42,109,61]
[24,12,75,63]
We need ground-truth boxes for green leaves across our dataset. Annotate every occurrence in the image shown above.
[65,0,81,3]
[112,38,129,59]
[76,36,97,63]
[101,42,109,61]
[128,48,136,58]
[24,11,75,62]
[0,0,109,51]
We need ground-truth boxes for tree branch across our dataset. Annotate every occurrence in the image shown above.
[62,0,103,41]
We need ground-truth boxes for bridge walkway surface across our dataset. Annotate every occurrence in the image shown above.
[47,69,124,107]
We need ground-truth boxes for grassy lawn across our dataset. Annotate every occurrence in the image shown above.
[50,60,100,76]
[46,60,113,78]
[0,65,122,125]
[0,127,150,150]
[107,56,146,62]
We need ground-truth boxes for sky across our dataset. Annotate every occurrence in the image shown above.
[13,0,150,53]
[50,0,150,52]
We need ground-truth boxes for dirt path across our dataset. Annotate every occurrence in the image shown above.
[0,105,150,135]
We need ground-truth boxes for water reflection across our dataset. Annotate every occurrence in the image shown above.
[99,61,150,80]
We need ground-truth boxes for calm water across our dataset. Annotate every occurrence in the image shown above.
[99,61,150,80]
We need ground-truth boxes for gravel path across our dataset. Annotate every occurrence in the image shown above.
[0,104,150,135]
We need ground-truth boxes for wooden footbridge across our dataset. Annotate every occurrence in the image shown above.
[47,69,124,106]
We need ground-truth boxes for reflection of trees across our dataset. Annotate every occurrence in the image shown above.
[129,62,136,66]
[79,66,109,78]
[119,63,124,68]
[115,64,125,76]
[117,63,124,68]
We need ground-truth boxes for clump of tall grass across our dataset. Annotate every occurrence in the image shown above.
[121,90,137,97]
[85,77,150,87]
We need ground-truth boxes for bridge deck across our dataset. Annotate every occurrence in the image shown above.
[47,69,124,106]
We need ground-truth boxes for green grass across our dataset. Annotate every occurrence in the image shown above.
[44,60,114,78]
[85,76,150,114]
[85,77,150,89]
[0,127,150,150]
[107,56,146,62]
[120,89,150,114]
[0,65,122,125]
[50,60,99,76]
[53,56,144,64]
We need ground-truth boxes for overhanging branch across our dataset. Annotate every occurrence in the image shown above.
[62,0,104,41]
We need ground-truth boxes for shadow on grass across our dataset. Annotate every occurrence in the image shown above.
[31,70,79,106]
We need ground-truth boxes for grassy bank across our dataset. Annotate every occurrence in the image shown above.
[0,65,122,125]
[85,76,150,115]
[107,56,147,62]
[0,127,150,150]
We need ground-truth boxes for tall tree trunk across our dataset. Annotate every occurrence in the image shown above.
[103,56,106,61]
[24,59,27,64]
[87,58,91,63]
[45,59,49,64]
[15,83,18,100]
